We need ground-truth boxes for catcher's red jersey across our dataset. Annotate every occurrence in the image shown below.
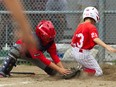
[71,22,98,50]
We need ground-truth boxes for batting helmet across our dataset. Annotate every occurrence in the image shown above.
[83,6,100,23]
[36,20,56,42]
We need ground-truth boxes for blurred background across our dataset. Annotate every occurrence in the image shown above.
[0,0,116,64]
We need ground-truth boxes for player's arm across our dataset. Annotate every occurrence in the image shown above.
[28,47,70,75]
[3,0,37,48]
[48,62,71,75]
[94,38,116,53]
[47,43,64,68]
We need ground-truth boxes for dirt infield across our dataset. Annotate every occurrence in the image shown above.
[0,63,116,87]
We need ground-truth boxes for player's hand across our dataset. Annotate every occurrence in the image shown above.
[106,45,116,53]
[58,68,72,75]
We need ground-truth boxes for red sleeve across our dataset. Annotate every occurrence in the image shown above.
[89,26,99,40]
[47,42,60,64]
[16,39,51,65]
[28,48,51,66]
[16,39,23,44]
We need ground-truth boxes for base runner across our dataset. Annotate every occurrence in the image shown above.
[70,6,116,76]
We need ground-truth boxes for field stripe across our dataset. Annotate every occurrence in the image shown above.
[0,81,31,87]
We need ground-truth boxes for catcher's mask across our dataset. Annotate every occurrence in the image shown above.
[36,20,56,43]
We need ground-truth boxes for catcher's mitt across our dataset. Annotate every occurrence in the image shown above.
[62,67,81,79]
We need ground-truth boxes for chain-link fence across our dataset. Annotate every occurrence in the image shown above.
[0,0,116,64]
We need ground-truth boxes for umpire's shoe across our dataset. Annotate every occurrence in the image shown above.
[44,66,57,76]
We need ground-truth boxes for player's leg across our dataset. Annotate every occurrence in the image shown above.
[74,53,103,76]
[21,53,57,76]
[71,47,103,76]
[0,44,21,77]
[82,55,103,76]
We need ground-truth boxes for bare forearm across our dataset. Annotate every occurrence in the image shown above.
[4,0,32,34]
[94,38,108,48]
[56,61,64,68]
[94,38,116,52]
[48,62,61,73]
[4,0,37,48]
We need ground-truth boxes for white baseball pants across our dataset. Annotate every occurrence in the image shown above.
[71,47,103,76]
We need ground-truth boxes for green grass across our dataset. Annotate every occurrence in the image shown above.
[112,60,116,65]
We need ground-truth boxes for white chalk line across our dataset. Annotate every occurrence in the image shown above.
[0,81,31,87]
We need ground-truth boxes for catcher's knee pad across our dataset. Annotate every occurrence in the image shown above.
[0,44,21,77]
[11,44,22,57]
[44,66,57,76]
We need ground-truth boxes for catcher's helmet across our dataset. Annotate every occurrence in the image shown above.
[83,6,100,23]
[36,20,56,42]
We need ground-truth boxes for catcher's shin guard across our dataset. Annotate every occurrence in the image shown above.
[0,45,21,77]
[0,56,16,77]
[44,66,57,76]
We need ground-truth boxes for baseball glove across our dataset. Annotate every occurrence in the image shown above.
[62,67,81,79]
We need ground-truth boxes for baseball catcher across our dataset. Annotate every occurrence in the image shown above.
[0,20,71,77]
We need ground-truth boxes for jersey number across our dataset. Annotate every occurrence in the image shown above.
[76,33,84,48]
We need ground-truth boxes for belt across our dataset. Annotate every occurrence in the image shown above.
[79,49,90,53]
[72,47,90,53]
[79,49,83,52]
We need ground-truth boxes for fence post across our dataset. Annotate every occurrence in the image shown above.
[97,0,105,63]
